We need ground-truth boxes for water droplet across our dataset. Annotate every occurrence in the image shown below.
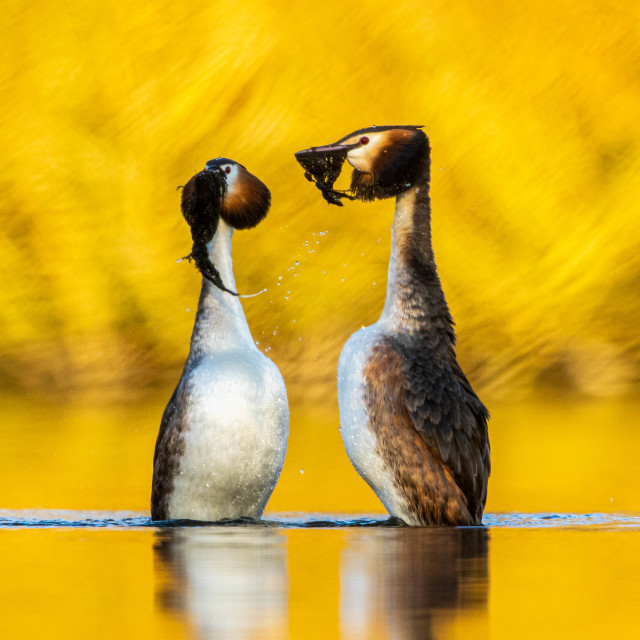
[186,308,190,312]
[300,469,305,474]
[278,276,283,280]
[277,282,281,286]
[285,296,289,300]
[292,319,296,323]
[273,330,277,335]
[295,261,299,266]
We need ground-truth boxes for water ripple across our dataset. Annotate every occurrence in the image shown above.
[1,510,639,530]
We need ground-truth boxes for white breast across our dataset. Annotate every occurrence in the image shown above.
[168,347,288,521]
[337,324,412,520]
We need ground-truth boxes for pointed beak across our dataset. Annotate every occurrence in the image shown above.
[294,144,349,158]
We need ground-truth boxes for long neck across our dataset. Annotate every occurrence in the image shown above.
[378,182,456,354]
[185,220,254,367]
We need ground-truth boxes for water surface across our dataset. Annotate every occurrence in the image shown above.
[1,509,640,530]
[2,396,640,638]
[1,510,639,639]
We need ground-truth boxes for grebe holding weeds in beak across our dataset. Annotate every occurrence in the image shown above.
[296,126,490,525]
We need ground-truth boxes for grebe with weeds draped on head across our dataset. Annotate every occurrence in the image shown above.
[151,158,288,522]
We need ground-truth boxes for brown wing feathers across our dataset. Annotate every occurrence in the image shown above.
[370,336,489,524]
[365,339,476,525]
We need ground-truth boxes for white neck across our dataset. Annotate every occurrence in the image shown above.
[378,189,417,331]
[186,219,255,364]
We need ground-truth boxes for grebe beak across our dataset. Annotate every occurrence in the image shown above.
[295,143,349,157]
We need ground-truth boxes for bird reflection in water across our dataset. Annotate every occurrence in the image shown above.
[154,524,488,639]
[340,527,489,639]
[154,527,288,639]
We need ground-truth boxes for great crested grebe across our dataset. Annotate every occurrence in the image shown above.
[295,126,490,525]
[151,158,289,522]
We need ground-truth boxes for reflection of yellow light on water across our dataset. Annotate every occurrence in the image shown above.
[489,529,640,640]
[3,395,640,515]
[0,530,187,639]
[1,523,639,639]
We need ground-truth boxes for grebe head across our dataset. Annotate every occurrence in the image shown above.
[204,158,271,229]
[180,158,271,294]
[295,125,429,203]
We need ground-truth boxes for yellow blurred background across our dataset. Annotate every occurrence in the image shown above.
[2,0,639,402]
[2,6,640,638]
[2,0,640,518]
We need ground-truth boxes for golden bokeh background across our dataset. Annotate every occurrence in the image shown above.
[2,5,640,638]
[2,0,639,402]
[3,0,640,517]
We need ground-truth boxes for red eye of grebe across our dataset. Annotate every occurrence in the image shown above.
[360,136,369,145]
[224,166,231,174]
